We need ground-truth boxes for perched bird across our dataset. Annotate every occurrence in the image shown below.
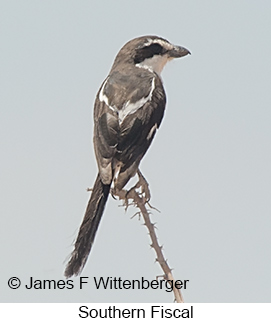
[65,35,190,277]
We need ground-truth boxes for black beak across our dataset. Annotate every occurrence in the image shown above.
[169,45,191,58]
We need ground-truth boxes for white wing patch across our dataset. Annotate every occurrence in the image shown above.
[118,77,155,123]
[99,77,156,124]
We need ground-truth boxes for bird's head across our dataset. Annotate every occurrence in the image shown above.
[111,35,190,75]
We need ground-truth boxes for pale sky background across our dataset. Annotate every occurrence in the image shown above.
[1,0,271,303]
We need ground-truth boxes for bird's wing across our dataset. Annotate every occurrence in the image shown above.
[93,73,166,189]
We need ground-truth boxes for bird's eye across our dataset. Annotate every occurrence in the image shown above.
[146,43,164,55]
[134,43,165,64]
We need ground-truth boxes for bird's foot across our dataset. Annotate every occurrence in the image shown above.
[133,170,151,203]
[111,170,151,209]
[111,187,135,210]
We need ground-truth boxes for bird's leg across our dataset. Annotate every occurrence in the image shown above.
[119,169,151,202]
[133,169,151,202]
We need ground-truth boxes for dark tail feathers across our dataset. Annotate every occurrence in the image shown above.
[64,174,111,277]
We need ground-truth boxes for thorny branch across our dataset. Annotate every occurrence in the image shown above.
[114,186,184,303]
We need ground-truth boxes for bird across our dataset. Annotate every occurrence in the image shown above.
[64,35,190,278]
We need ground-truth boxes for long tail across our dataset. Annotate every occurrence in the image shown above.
[64,174,111,277]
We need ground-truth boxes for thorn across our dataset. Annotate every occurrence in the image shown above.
[147,202,161,213]
[86,187,93,192]
[130,212,141,220]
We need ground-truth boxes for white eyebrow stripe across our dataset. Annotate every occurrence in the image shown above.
[118,77,156,124]
[143,38,173,50]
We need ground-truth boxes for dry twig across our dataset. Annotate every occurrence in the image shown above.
[114,186,184,303]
